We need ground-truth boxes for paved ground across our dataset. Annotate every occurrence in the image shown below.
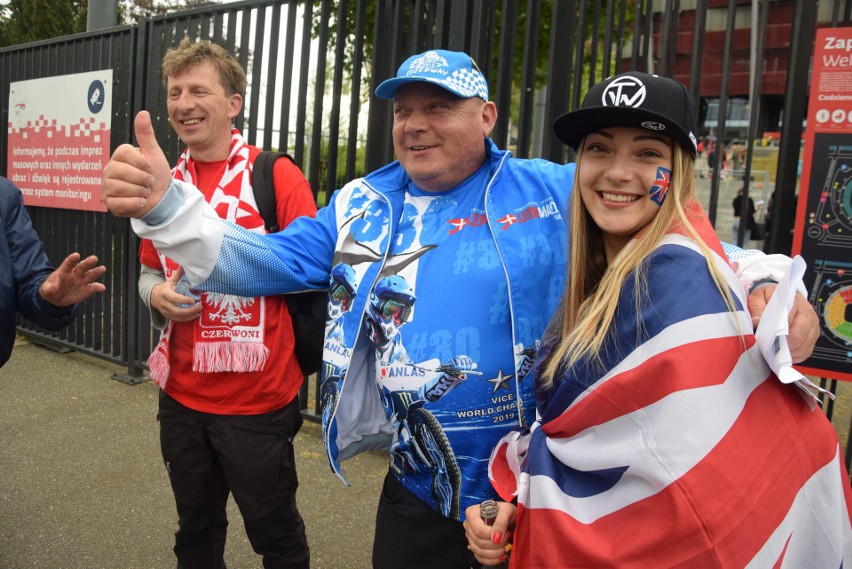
[0,338,388,569]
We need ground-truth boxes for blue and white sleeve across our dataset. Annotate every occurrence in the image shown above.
[133,179,328,297]
[721,242,805,295]
[133,180,225,285]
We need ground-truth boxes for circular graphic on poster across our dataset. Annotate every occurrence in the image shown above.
[87,80,106,114]
[828,173,852,233]
[823,284,852,344]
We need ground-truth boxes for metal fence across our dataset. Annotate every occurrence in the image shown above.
[1,0,848,414]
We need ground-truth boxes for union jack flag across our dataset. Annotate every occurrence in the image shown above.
[649,166,671,205]
[490,203,852,568]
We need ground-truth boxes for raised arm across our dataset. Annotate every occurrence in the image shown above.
[104,112,334,298]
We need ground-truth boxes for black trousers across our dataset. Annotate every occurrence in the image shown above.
[373,472,478,569]
[158,392,309,569]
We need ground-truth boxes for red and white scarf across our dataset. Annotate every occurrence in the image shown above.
[147,130,269,387]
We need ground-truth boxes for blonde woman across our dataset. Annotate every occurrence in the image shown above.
[464,72,852,568]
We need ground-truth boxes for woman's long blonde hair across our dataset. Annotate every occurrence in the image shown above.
[539,142,741,390]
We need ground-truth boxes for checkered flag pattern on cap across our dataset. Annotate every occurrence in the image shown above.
[447,68,488,99]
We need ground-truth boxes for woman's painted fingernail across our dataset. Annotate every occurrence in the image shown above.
[492,531,503,544]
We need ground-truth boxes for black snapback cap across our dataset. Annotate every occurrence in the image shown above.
[553,72,698,157]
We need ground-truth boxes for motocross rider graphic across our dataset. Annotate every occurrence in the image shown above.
[366,275,417,365]
[365,275,478,519]
[327,262,357,341]
[321,262,358,441]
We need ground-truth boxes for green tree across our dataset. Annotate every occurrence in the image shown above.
[0,0,87,47]
[0,0,220,47]
[312,1,635,92]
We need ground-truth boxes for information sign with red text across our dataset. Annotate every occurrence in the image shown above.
[7,70,112,212]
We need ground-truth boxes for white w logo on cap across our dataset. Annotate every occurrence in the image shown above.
[602,76,646,108]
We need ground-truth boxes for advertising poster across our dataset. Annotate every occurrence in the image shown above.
[6,70,112,212]
[792,27,852,382]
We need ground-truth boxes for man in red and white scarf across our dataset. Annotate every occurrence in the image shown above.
[137,38,316,569]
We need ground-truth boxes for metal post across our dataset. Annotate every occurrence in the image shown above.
[766,0,817,255]
[708,0,737,228]
[542,0,577,163]
[739,0,768,247]
[846,412,852,473]
[114,20,149,385]
[492,0,518,149]
[516,0,541,158]
[364,0,394,173]
[86,0,117,31]
[689,0,707,117]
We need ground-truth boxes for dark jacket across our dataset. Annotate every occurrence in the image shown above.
[1,177,76,367]
[732,193,756,229]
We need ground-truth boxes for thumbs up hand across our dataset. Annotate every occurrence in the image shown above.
[103,111,171,218]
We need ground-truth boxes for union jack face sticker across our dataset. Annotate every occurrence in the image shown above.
[649,166,671,206]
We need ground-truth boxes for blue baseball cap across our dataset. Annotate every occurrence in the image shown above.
[375,50,489,100]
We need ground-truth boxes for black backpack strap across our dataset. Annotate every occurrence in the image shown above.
[251,150,326,376]
[253,151,295,234]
